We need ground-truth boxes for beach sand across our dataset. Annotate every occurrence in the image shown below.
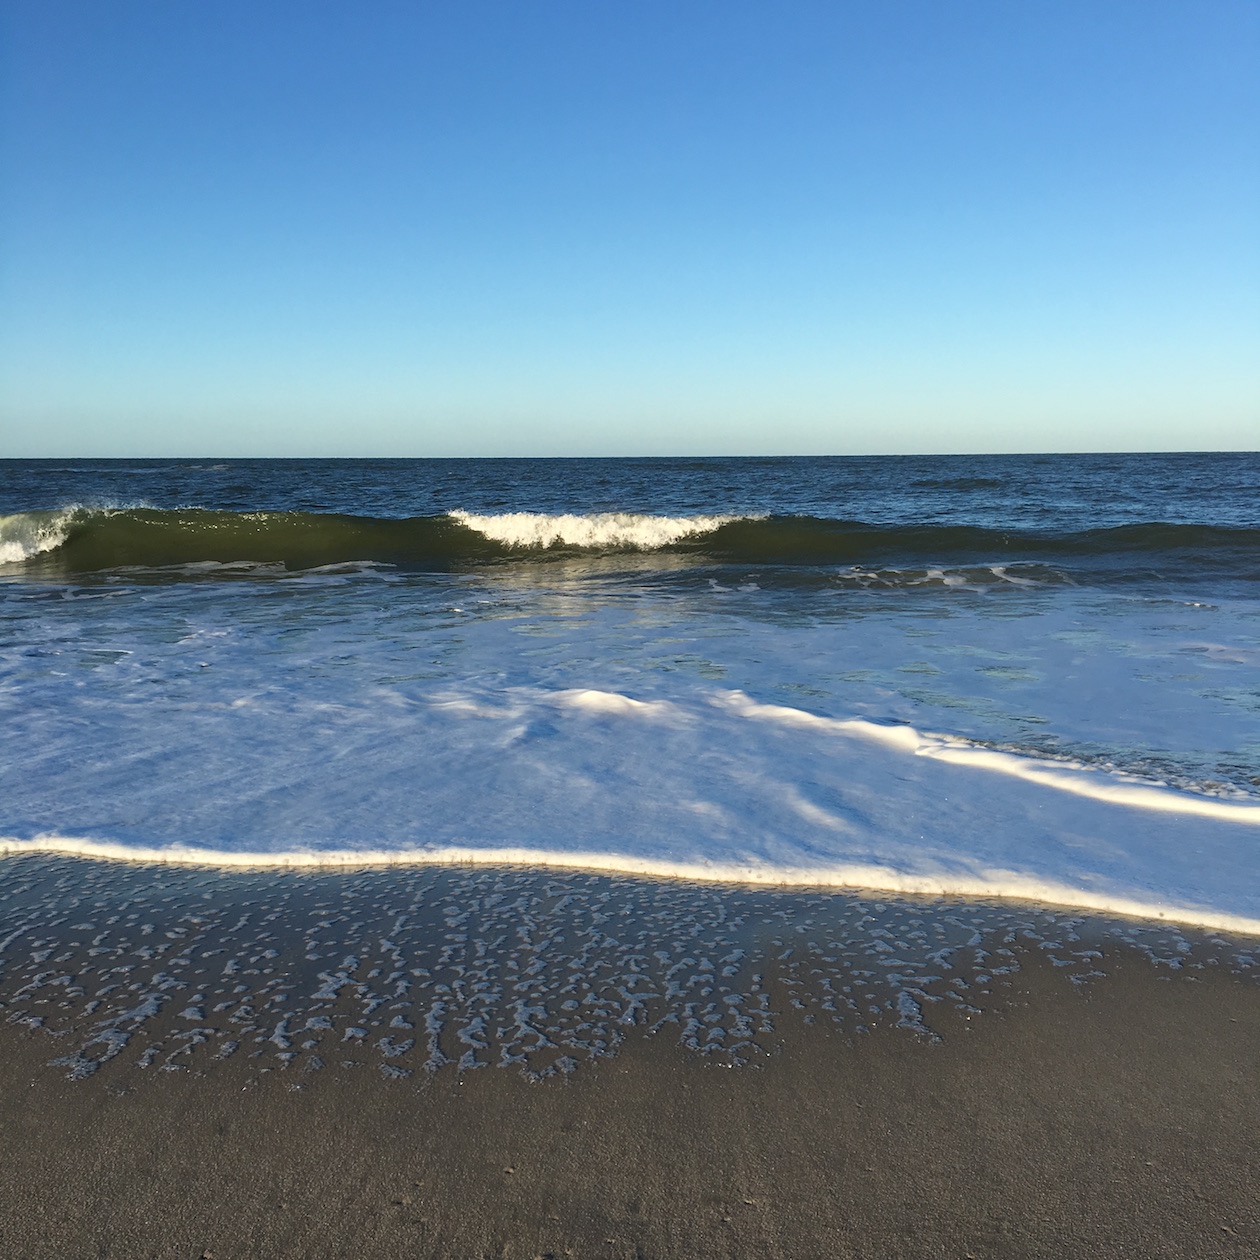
[1,867,1258,1259]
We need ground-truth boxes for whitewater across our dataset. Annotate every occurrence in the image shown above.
[2,454,1258,933]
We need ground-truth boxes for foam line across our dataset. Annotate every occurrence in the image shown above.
[4,835,1259,935]
[718,691,1260,824]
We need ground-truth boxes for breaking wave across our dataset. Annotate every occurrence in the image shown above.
[450,509,739,550]
[0,511,75,565]
[1,506,1257,580]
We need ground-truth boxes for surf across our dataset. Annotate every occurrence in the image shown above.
[3,505,1258,580]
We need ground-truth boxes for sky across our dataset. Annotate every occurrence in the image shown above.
[1,0,1257,457]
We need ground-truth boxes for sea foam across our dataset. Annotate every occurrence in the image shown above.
[0,510,76,564]
[5,684,1259,935]
[450,510,740,550]
[16,854,1251,1087]
[717,692,1260,824]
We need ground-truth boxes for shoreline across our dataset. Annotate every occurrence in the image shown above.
[4,843,1259,938]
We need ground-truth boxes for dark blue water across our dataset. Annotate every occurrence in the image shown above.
[3,453,1258,527]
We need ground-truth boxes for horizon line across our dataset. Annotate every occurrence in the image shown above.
[3,448,1258,462]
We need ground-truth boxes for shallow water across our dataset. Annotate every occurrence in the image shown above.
[2,455,1258,928]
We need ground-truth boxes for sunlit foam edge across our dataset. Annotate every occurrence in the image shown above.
[4,835,1258,937]
[716,691,1260,824]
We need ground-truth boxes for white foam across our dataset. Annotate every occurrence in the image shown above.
[550,688,681,719]
[717,691,1260,824]
[450,510,740,550]
[4,834,1259,936]
[0,510,76,564]
[989,565,1039,587]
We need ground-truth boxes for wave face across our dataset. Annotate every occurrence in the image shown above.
[3,506,1258,581]
[0,507,495,572]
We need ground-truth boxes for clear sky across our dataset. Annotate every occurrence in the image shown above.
[1,1,1256,456]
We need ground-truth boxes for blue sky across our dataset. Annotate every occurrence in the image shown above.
[1,1,1256,455]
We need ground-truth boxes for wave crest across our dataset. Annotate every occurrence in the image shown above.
[0,509,78,565]
[451,510,739,550]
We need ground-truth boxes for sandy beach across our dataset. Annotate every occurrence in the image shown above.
[1,859,1257,1259]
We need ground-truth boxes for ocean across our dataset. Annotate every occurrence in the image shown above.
[2,453,1259,934]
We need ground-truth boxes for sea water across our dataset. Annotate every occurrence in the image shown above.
[2,454,1258,932]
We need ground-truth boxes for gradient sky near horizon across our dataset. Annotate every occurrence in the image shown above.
[1,1,1257,457]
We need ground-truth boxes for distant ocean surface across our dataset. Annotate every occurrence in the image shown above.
[2,454,1259,931]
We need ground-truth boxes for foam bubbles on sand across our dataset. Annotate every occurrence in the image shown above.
[2,856,1254,1087]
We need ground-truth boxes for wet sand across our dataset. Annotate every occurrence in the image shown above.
[1,942,1258,1259]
